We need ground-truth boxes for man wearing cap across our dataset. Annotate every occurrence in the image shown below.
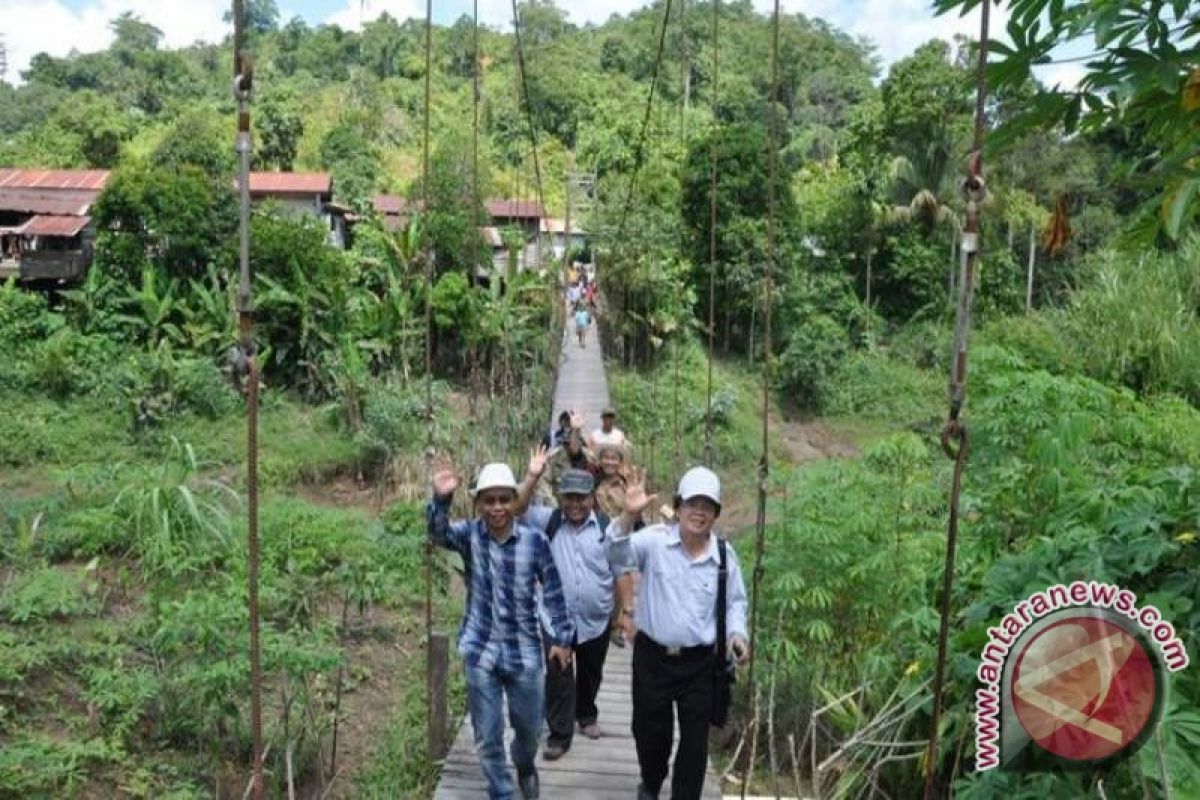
[606,466,750,800]
[588,406,630,451]
[518,465,617,759]
[428,459,574,800]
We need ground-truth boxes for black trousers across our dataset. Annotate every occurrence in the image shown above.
[631,633,714,800]
[543,628,611,748]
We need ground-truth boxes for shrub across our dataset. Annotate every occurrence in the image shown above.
[823,351,942,426]
[0,565,100,623]
[776,313,849,410]
[38,506,131,561]
[976,311,1082,376]
[1065,241,1200,404]
[30,329,122,398]
[0,735,116,796]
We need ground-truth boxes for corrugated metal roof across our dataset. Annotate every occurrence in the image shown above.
[486,199,545,220]
[374,194,424,215]
[246,171,331,195]
[19,215,92,237]
[0,168,110,191]
[0,189,94,216]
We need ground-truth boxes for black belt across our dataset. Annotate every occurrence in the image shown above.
[637,632,714,660]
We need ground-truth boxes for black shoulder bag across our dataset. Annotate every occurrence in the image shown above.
[711,538,735,727]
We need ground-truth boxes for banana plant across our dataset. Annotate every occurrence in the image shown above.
[116,267,185,347]
[179,264,236,359]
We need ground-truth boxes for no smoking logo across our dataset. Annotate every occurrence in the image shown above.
[1009,612,1161,765]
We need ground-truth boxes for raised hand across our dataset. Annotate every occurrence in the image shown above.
[431,455,459,497]
[569,409,585,431]
[623,467,659,517]
[528,443,549,478]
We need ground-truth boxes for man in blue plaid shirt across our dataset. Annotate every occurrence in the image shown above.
[428,459,574,800]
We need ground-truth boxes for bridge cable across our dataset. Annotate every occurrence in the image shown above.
[510,0,548,239]
[703,0,719,465]
[743,0,779,795]
[673,0,688,475]
[924,2,991,797]
[231,2,264,797]
[421,0,437,756]
[614,0,676,243]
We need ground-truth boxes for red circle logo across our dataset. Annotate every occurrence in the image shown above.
[1011,616,1157,761]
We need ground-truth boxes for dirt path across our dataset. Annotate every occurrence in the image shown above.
[776,418,860,463]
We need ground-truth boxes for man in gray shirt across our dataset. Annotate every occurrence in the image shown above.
[606,466,749,800]
[520,467,617,760]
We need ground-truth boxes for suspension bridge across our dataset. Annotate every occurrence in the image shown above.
[225,0,996,792]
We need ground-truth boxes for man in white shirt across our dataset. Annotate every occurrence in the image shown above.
[588,406,629,450]
[606,466,749,800]
[519,468,616,760]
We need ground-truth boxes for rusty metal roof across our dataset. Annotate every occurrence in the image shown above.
[486,199,545,220]
[19,215,92,237]
[0,168,110,191]
[0,189,95,216]
[374,194,424,215]
[246,171,331,195]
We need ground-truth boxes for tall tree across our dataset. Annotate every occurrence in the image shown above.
[934,0,1200,239]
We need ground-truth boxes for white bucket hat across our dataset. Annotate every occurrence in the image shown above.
[472,463,518,496]
[676,466,721,508]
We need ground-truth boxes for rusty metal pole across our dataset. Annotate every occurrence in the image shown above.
[231,2,263,798]
[924,3,990,798]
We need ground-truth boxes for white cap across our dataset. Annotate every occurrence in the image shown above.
[677,466,721,507]
[472,463,518,496]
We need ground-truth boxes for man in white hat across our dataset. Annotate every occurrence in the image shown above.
[428,459,574,800]
[606,466,750,800]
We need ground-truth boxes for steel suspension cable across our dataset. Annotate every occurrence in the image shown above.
[421,0,437,755]
[704,0,720,465]
[510,0,547,236]
[743,1,779,796]
[924,2,991,797]
[614,0,676,242]
[231,2,263,797]
[673,0,689,475]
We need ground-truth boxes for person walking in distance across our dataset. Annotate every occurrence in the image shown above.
[607,467,750,800]
[588,406,629,451]
[427,459,574,800]
[574,302,591,348]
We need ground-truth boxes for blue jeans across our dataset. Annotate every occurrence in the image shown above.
[466,663,545,799]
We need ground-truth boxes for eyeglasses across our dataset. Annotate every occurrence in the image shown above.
[478,494,513,507]
[682,499,718,515]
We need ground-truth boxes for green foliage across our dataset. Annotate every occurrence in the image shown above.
[776,313,849,410]
[93,162,236,283]
[822,350,942,426]
[934,0,1200,240]
[1064,240,1200,403]
[112,438,239,577]
[975,311,1082,376]
[0,735,117,797]
[0,565,100,624]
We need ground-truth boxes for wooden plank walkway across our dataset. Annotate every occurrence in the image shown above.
[433,645,721,799]
[432,315,722,799]
[551,310,610,430]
